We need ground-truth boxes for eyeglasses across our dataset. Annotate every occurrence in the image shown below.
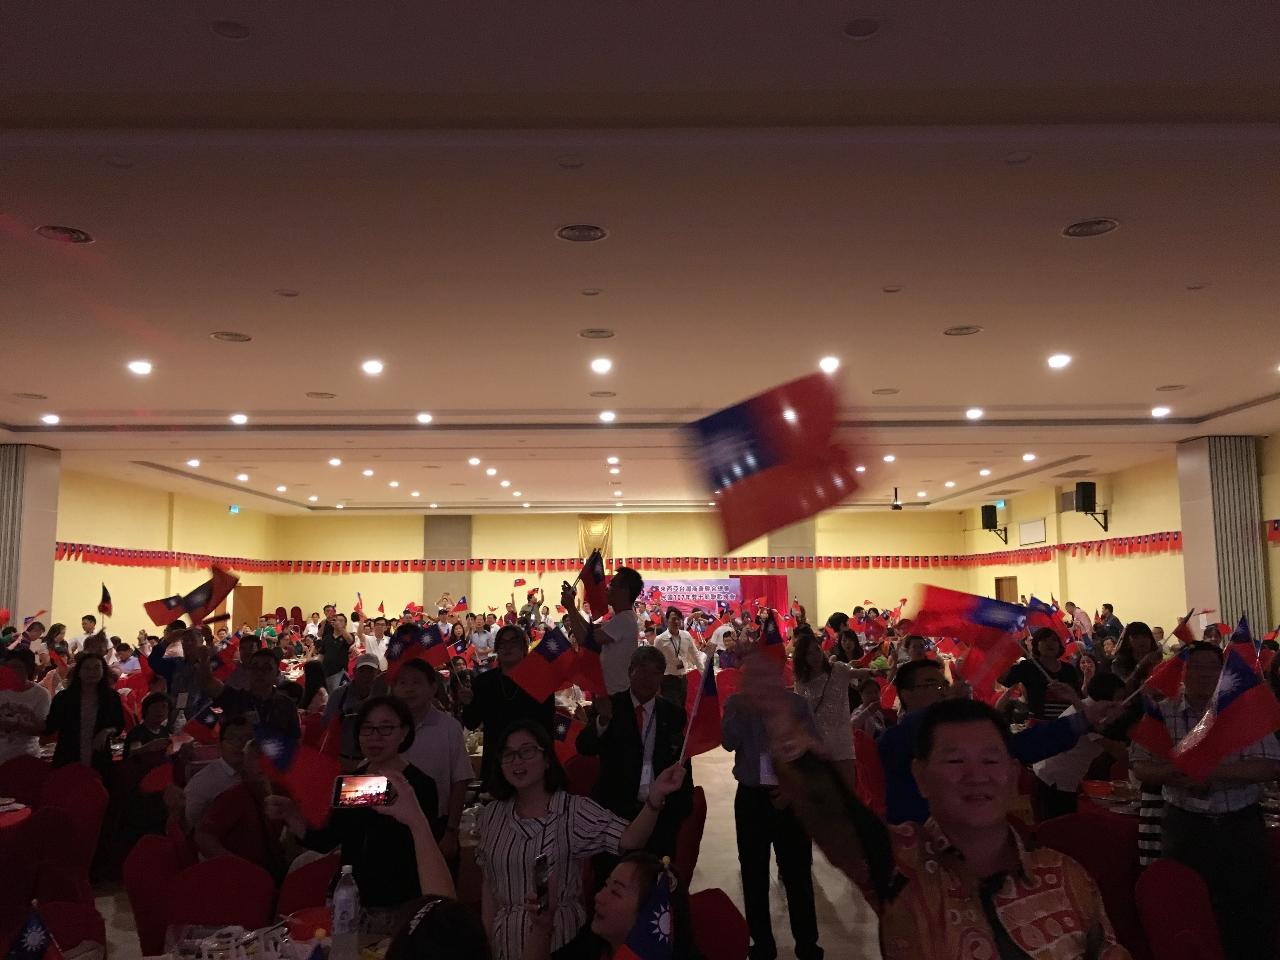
[500,744,543,765]
[907,680,947,691]
[359,723,403,737]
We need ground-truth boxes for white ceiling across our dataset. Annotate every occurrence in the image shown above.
[2,5,1278,516]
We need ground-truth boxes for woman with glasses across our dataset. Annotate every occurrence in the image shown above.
[266,694,440,924]
[475,719,686,960]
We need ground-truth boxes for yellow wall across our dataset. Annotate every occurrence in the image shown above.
[1260,434,1280,622]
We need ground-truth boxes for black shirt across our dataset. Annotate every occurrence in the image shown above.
[460,668,555,786]
[214,687,302,740]
[998,659,1082,721]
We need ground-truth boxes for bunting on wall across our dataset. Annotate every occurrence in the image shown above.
[52,529,1186,573]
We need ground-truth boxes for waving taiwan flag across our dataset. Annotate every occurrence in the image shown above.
[509,626,576,702]
[385,623,449,681]
[255,726,341,828]
[912,585,1027,649]
[1026,596,1068,643]
[681,656,721,760]
[686,373,860,551]
[616,868,674,960]
[1171,646,1280,778]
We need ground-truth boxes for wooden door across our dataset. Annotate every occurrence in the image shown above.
[232,585,263,634]
[994,577,1019,603]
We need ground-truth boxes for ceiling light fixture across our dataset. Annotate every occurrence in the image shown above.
[557,224,608,243]
[609,467,620,475]
[1047,353,1072,369]
[40,413,60,425]
[305,391,336,400]
[468,457,481,466]
[274,288,299,298]
[782,408,797,422]
[415,412,433,424]
[186,459,200,467]
[979,468,992,477]
[36,225,94,244]
[590,358,613,374]
[917,490,927,498]
[578,328,615,340]
[819,356,840,374]
[486,467,497,476]
[429,503,438,509]
[883,454,896,463]
[606,456,619,465]
[1022,453,1037,462]
[361,359,384,375]
[328,458,342,467]
[871,387,900,396]
[362,469,374,477]
[965,408,984,420]
[1151,406,1171,418]
[210,19,251,39]
[599,410,616,423]
[1156,384,1186,392]
[127,360,152,376]
[613,490,623,497]
[512,491,522,497]
[580,287,602,296]
[335,503,344,510]
[410,491,420,497]
[855,465,867,473]
[210,331,252,343]
[236,473,249,482]
[944,480,956,488]
[308,495,318,502]
[500,480,511,488]
[389,481,399,488]
[276,485,287,492]
[229,413,248,425]
[1062,218,1119,238]
[842,17,881,38]
[522,502,531,508]
[943,325,983,337]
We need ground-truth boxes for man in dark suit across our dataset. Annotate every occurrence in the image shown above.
[576,645,694,860]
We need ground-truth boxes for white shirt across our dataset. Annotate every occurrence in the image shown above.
[402,709,474,818]
[0,683,51,763]
[470,628,495,658]
[184,758,240,828]
[363,634,388,670]
[598,611,640,695]
[304,621,321,638]
[67,632,94,656]
[1032,703,1105,791]
[655,629,700,676]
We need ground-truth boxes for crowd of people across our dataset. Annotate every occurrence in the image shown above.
[2,576,1277,960]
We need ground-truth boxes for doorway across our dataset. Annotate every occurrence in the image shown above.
[232,585,263,633]
[994,577,1019,603]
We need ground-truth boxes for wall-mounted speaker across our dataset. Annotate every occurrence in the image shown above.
[1075,481,1097,514]
[981,504,999,530]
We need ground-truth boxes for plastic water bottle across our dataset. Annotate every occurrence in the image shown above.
[171,709,187,736]
[331,864,360,960]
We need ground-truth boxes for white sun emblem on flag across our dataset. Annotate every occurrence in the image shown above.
[543,637,559,654]
[23,923,47,950]
[651,905,672,942]
[260,738,283,760]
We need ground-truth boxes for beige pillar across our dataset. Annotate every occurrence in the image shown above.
[0,444,61,623]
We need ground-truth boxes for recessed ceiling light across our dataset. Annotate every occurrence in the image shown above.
[210,19,251,39]
[274,288,299,298]
[13,392,47,400]
[1022,453,1037,462]
[361,359,384,376]
[429,503,438,509]
[916,490,927,498]
[1156,384,1186,392]
[328,458,342,467]
[210,331,252,343]
[707,502,716,507]
[871,387,900,396]
[468,457,481,466]
[965,408,984,420]
[1062,218,1119,238]
[362,469,374,477]
[1151,406,1171,418]
[578,328,616,340]
[943,325,983,337]
[589,390,616,398]
[883,454,896,463]
[389,481,399,488]
[944,481,956,488]
[229,413,248,425]
[236,473,249,482]
[979,468,992,477]
[512,491,522,497]
[819,356,840,374]
[186,459,200,467]
[40,413,60,425]
[599,410,616,423]
[305,391,336,400]
[580,287,602,296]
[557,224,608,243]
[1184,282,1210,292]
[335,503,344,510]
[127,360,152,376]
[613,490,623,497]
[882,285,903,294]
[842,16,881,38]
[522,502,531,508]
[606,456,619,465]
[1047,353,1072,369]
[1004,151,1033,165]
[415,412,433,424]
[276,485,287,492]
[609,467,620,475]
[308,495,318,502]
[855,465,867,473]
[486,467,497,476]
[590,358,613,374]
[410,491,420,497]
[35,225,93,244]
[500,480,511,488]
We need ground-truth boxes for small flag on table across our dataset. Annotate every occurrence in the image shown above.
[97,583,113,617]
[616,868,674,960]
[256,727,341,829]
[509,626,576,703]
[6,905,63,960]
[1171,646,1280,778]
[681,658,721,760]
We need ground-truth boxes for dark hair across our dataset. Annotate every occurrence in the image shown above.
[494,625,527,654]
[385,896,491,960]
[1085,672,1125,701]
[486,719,568,799]
[242,633,264,653]
[1186,641,1224,664]
[25,621,45,634]
[607,852,697,960]
[82,614,97,625]
[665,606,684,623]
[630,645,665,673]
[826,612,850,633]
[278,680,305,706]
[396,658,441,687]
[1,647,36,680]
[1030,627,1063,658]
[895,659,944,691]
[68,652,114,698]
[913,698,1015,760]
[833,629,863,664]
[302,660,327,707]
[141,692,171,717]
[790,627,827,684]
[612,567,644,606]
[45,623,65,644]
[250,647,280,667]
[1113,621,1155,675]
[354,695,416,754]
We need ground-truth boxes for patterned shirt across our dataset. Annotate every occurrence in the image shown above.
[1130,694,1280,814]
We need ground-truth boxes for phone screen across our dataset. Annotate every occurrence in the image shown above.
[331,774,394,808]
[534,853,550,914]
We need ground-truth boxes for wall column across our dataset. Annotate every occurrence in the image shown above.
[1177,436,1268,630]
[424,515,472,613]
[767,519,816,620]
[0,445,61,623]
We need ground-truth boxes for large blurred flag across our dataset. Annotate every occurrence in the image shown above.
[681,657,721,760]
[509,626,576,702]
[256,726,341,828]
[1128,697,1175,758]
[385,623,449,681]
[616,868,674,960]
[1026,596,1068,642]
[1171,646,1280,778]
[143,566,238,627]
[687,373,859,551]
[912,586,1027,648]
[97,583,113,617]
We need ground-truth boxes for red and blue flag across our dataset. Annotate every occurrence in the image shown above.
[1129,697,1175,758]
[1027,596,1068,643]
[616,867,674,960]
[509,626,576,703]
[255,726,341,828]
[551,711,584,765]
[681,657,721,760]
[385,623,449,681]
[6,905,62,960]
[912,586,1027,649]
[1171,646,1280,778]
[580,550,609,620]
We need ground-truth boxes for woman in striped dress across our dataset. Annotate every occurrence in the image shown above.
[475,719,687,960]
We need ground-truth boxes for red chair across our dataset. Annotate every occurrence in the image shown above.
[123,835,191,956]
[38,764,109,880]
[161,856,276,933]
[563,755,600,797]
[689,888,749,960]
[278,852,341,916]
[1035,813,1146,960]
[16,806,95,904]
[0,754,50,806]
[852,729,886,817]
[672,787,707,889]
[1135,859,1224,960]
[37,901,106,955]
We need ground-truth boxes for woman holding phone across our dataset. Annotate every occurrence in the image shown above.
[266,694,440,926]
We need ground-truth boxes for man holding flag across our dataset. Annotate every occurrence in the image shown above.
[560,562,645,697]
[1130,641,1280,960]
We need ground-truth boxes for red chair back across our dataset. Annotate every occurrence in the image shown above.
[278,852,341,916]
[690,887,749,960]
[123,835,190,956]
[563,754,599,797]
[162,856,276,933]
[1035,813,1146,959]
[16,806,94,904]
[37,765,109,884]
[852,729,886,817]
[672,787,707,889]
[1135,859,1225,960]
[0,754,50,806]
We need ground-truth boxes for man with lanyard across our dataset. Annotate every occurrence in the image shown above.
[654,607,701,706]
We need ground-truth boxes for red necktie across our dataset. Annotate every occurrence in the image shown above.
[635,702,645,734]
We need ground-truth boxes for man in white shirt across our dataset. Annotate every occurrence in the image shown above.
[184,717,253,830]
[0,649,52,764]
[560,566,645,696]
[362,616,390,669]
[303,612,322,638]
[655,608,701,705]
[66,615,99,657]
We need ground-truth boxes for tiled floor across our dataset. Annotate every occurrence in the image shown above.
[97,747,881,959]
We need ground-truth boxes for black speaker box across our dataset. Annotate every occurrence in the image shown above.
[1075,481,1097,514]
[981,504,999,530]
